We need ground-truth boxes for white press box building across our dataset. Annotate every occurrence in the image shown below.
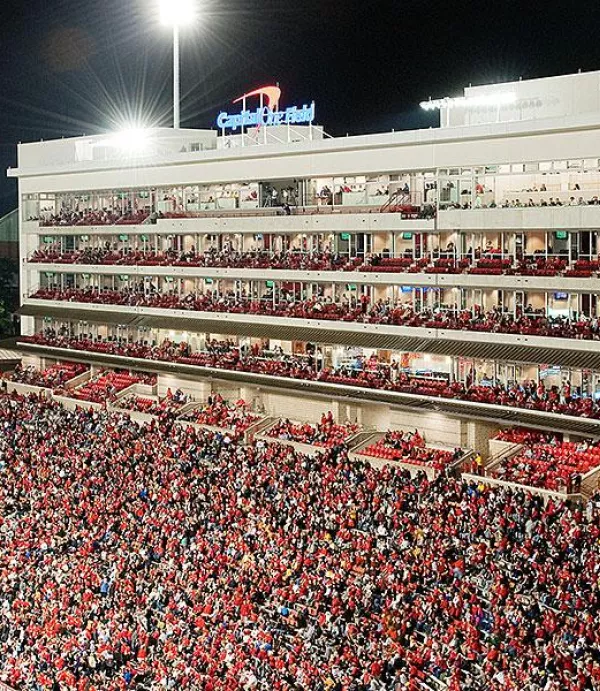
[10,70,600,444]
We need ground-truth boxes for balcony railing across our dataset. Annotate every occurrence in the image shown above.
[25,249,600,281]
[30,198,434,228]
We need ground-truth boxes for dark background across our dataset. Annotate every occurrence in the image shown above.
[1,0,600,215]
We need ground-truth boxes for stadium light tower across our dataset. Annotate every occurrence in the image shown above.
[160,0,195,129]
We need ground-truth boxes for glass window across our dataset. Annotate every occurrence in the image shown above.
[22,193,39,221]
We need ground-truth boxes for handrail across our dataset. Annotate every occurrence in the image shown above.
[484,441,524,473]
[380,190,411,212]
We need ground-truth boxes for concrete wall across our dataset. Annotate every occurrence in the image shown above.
[260,390,341,422]
[5,381,48,397]
[158,373,211,401]
[388,407,465,447]
[454,71,600,127]
[52,394,104,411]
[466,419,502,458]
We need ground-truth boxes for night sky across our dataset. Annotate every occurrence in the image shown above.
[1,0,600,214]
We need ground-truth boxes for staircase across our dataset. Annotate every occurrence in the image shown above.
[483,442,524,476]
[580,467,600,501]
[347,430,380,453]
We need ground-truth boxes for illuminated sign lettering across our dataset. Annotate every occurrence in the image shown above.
[217,104,315,130]
[217,85,316,131]
[420,92,516,111]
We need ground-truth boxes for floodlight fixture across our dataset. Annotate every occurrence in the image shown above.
[160,0,195,26]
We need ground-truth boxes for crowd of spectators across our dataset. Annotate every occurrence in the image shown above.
[3,362,87,389]
[29,287,600,342]
[490,438,600,493]
[267,412,360,448]
[28,244,600,279]
[362,253,589,278]
[0,393,598,690]
[493,428,560,445]
[19,333,321,383]
[20,330,600,420]
[29,247,361,272]
[442,191,600,210]
[36,209,149,227]
[180,393,260,434]
[360,430,463,471]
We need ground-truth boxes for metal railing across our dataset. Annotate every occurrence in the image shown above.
[30,200,434,229]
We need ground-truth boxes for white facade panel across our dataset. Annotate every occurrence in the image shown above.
[439,205,600,231]
[24,262,600,294]
[14,121,600,194]
[449,71,600,127]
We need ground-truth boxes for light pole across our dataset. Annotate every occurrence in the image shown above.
[173,23,180,129]
[160,0,195,129]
